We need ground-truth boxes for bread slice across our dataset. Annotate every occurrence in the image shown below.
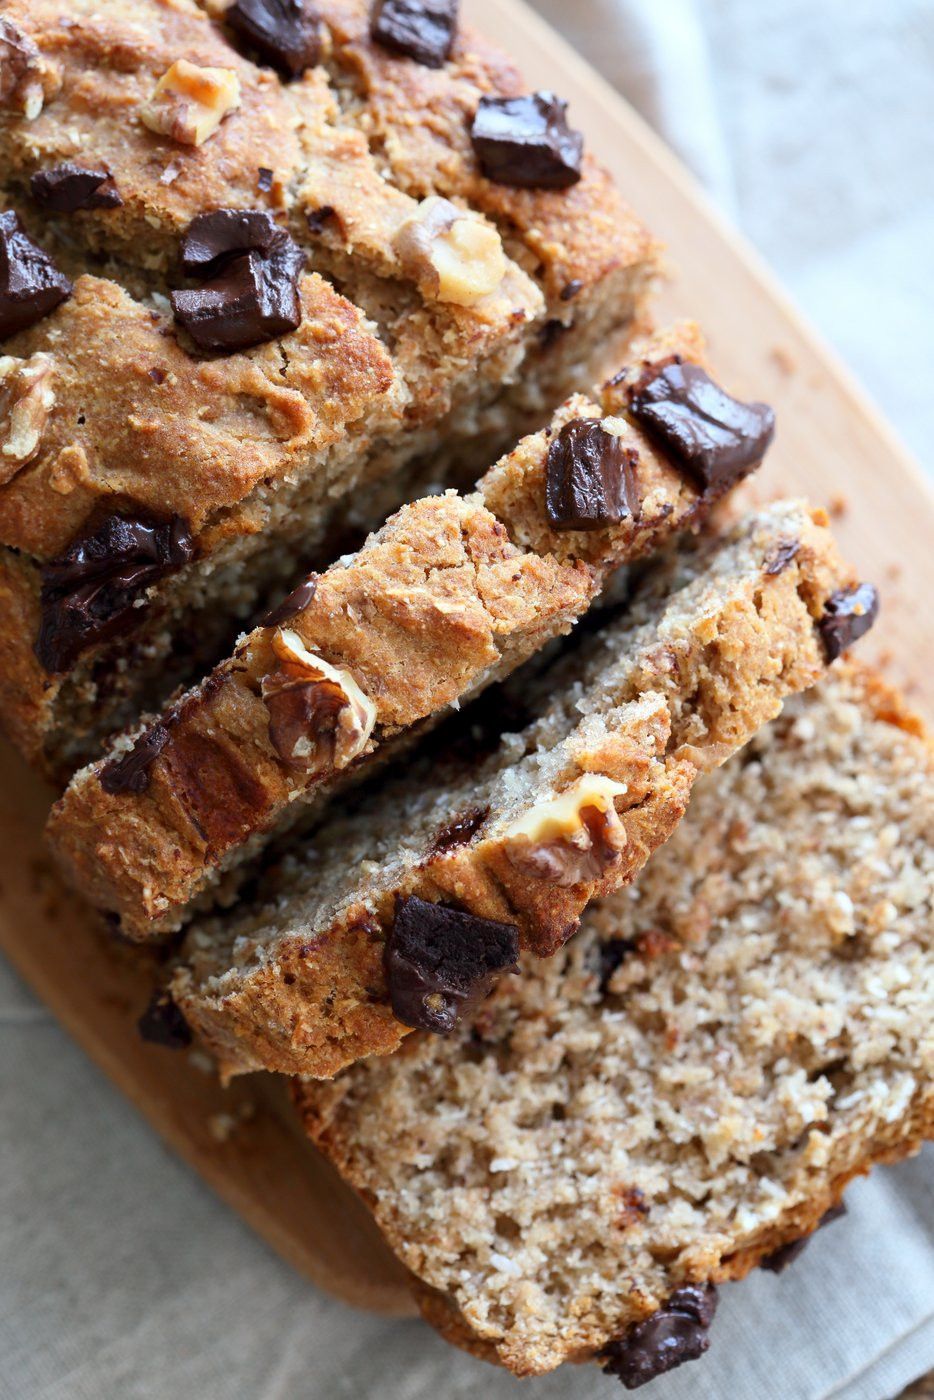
[0,0,658,777]
[169,499,872,1081]
[47,322,776,939]
[296,662,934,1383]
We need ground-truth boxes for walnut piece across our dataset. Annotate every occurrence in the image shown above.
[393,196,507,307]
[0,353,55,484]
[140,60,241,147]
[503,775,629,886]
[0,18,61,119]
[261,627,376,775]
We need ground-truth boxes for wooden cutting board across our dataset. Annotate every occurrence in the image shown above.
[1,0,932,1320]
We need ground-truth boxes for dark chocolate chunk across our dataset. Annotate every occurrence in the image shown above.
[138,989,192,1049]
[172,234,305,353]
[305,205,336,235]
[546,419,640,531]
[179,208,281,276]
[100,723,172,796]
[431,805,490,855]
[629,359,775,493]
[260,574,318,627]
[598,937,637,993]
[764,538,800,576]
[371,0,458,68]
[600,1283,718,1390]
[226,0,321,77]
[384,895,519,1034]
[819,583,879,662]
[35,509,196,675]
[560,278,583,301]
[257,166,274,192]
[0,210,73,340]
[471,91,583,190]
[761,1201,848,1274]
[30,163,123,213]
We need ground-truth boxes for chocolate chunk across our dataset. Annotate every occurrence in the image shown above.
[172,235,305,353]
[371,0,458,68]
[263,674,347,770]
[35,509,196,675]
[600,1284,718,1390]
[100,723,172,796]
[560,278,583,301]
[226,0,321,77]
[257,166,274,192]
[179,208,281,276]
[629,359,775,493]
[30,163,123,213]
[260,574,318,627]
[431,805,490,855]
[598,937,637,993]
[384,895,519,1034]
[540,317,570,350]
[0,210,72,341]
[305,205,336,235]
[471,91,583,189]
[138,989,192,1049]
[546,419,640,531]
[761,1201,848,1274]
[764,538,800,576]
[819,583,879,661]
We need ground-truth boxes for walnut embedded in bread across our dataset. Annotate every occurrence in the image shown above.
[393,196,507,307]
[502,774,629,885]
[261,627,376,775]
[140,60,241,147]
[0,352,55,483]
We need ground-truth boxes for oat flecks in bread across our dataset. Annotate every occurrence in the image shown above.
[45,324,766,941]
[0,0,659,777]
[170,499,864,1081]
[296,663,934,1379]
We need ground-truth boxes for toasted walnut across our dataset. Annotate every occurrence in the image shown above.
[261,627,376,775]
[504,775,629,885]
[393,196,507,307]
[0,353,55,484]
[0,19,61,119]
[140,60,241,147]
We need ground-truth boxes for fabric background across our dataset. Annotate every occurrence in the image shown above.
[2,2,932,1397]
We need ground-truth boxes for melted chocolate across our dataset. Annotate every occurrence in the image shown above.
[819,583,879,661]
[471,91,583,189]
[430,805,490,855]
[629,359,775,494]
[260,574,318,627]
[36,509,196,675]
[0,209,72,340]
[545,418,640,531]
[384,895,519,1034]
[226,0,321,77]
[30,163,123,213]
[100,723,172,796]
[600,1283,718,1389]
[371,0,459,68]
[764,538,800,576]
[171,234,305,353]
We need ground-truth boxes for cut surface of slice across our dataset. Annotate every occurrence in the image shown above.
[296,663,934,1380]
[171,499,872,1080]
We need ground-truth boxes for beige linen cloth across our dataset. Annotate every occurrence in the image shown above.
[3,2,933,1397]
